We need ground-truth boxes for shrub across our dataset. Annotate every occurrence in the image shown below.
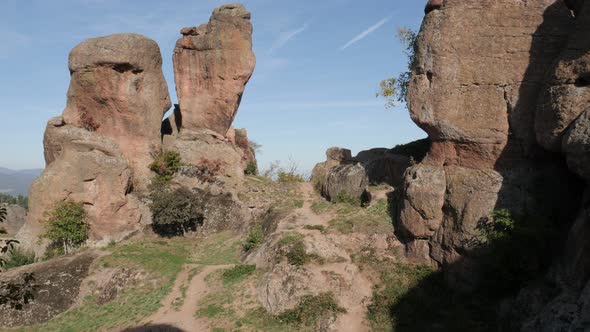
[377,28,418,109]
[195,158,225,183]
[149,151,183,181]
[0,194,28,210]
[3,247,36,270]
[243,225,264,251]
[277,292,346,327]
[244,162,258,176]
[303,225,326,233]
[149,187,204,237]
[221,265,256,285]
[42,201,89,255]
[277,171,306,184]
[476,209,554,295]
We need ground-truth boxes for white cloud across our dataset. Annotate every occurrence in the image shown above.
[340,16,390,51]
[269,22,309,53]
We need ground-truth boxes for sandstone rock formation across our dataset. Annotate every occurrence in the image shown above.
[354,148,411,186]
[18,117,147,252]
[321,164,369,203]
[18,33,169,252]
[398,0,580,287]
[63,33,171,189]
[0,204,26,235]
[173,3,255,136]
[163,4,257,183]
[311,147,352,187]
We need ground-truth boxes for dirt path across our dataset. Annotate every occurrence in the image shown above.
[296,183,373,332]
[138,264,231,331]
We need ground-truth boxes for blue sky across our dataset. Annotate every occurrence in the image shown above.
[0,0,426,172]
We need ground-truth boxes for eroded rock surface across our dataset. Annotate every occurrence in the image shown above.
[398,0,579,286]
[63,33,171,188]
[0,251,100,328]
[173,4,255,135]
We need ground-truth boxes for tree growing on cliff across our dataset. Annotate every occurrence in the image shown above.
[377,28,418,108]
[42,201,89,255]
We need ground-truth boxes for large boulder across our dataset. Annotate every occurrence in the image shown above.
[354,148,411,186]
[0,204,26,235]
[321,164,369,203]
[18,118,147,253]
[311,147,352,189]
[62,33,171,190]
[536,2,590,152]
[397,0,579,286]
[173,4,256,135]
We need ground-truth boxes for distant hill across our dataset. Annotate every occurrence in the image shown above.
[0,168,43,196]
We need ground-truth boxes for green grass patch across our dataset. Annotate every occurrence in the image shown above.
[310,201,331,215]
[328,199,392,235]
[243,225,264,251]
[277,292,346,328]
[303,225,326,233]
[189,232,241,265]
[354,248,495,332]
[198,303,226,318]
[221,265,256,285]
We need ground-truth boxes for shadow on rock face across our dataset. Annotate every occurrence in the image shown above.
[121,324,185,332]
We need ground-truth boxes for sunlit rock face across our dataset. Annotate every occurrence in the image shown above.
[18,33,170,253]
[62,33,171,190]
[172,4,256,136]
[398,0,579,288]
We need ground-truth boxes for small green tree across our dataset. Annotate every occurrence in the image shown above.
[42,201,89,255]
[377,28,418,108]
[149,151,183,181]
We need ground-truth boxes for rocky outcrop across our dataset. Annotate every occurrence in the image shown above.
[18,33,169,252]
[18,117,147,252]
[321,164,369,204]
[0,251,100,328]
[0,204,26,235]
[172,3,255,136]
[311,147,352,188]
[398,0,580,285]
[163,4,257,183]
[354,148,411,186]
[63,33,171,189]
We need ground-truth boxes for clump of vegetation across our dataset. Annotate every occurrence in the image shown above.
[149,187,203,237]
[244,161,258,176]
[389,138,431,163]
[243,225,264,251]
[42,201,89,255]
[328,199,393,235]
[354,247,494,332]
[277,171,306,184]
[303,225,326,233]
[278,233,323,266]
[3,247,36,270]
[377,28,418,108]
[149,151,183,181]
[195,158,225,183]
[222,265,256,285]
[310,201,331,215]
[0,193,29,210]
[277,292,346,328]
[333,192,362,206]
[476,209,554,295]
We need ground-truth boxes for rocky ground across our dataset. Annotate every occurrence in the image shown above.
[0,179,433,332]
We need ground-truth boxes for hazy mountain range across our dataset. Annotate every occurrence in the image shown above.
[0,167,43,196]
